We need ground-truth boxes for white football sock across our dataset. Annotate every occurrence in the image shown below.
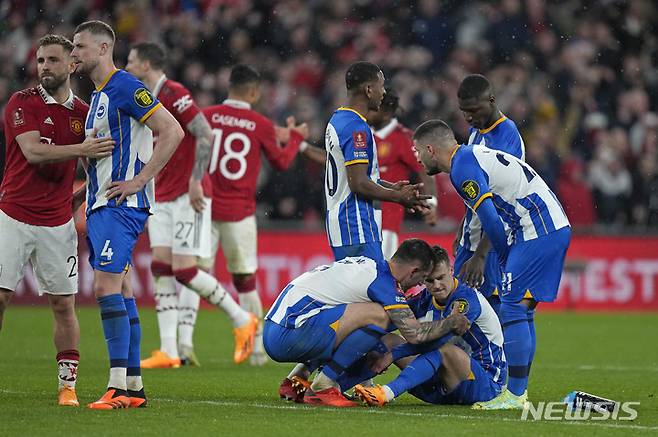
[154,275,179,358]
[108,367,127,391]
[177,285,200,347]
[127,375,143,391]
[310,371,337,392]
[382,385,395,402]
[186,269,250,327]
[287,363,309,380]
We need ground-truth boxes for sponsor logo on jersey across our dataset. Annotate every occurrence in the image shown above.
[353,131,367,149]
[173,94,193,113]
[461,180,480,200]
[134,88,154,108]
[44,116,54,125]
[13,108,25,126]
[96,104,106,119]
[70,118,83,135]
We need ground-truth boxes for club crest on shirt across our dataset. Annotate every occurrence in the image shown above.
[461,180,480,200]
[12,108,25,126]
[378,141,390,157]
[353,131,367,149]
[134,88,154,108]
[453,298,469,314]
[70,118,83,136]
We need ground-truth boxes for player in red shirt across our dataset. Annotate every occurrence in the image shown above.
[368,89,437,259]
[203,64,308,365]
[125,43,258,369]
[0,34,114,407]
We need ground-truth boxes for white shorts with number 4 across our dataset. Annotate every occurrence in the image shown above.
[148,193,212,258]
[199,215,257,274]
[0,209,78,295]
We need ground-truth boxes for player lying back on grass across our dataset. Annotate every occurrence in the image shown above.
[354,245,507,407]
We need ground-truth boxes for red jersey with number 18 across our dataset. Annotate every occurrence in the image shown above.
[0,86,88,226]
[203,99,303,222]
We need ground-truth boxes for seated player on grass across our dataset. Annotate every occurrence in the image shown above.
[354,245,507,407]
[263,239,470,407]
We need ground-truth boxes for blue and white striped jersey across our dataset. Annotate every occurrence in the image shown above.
[324,107,382,247]
[461,115,525,251]
[451,144,570,244]
[408,280,506,384]
[265,257,408,329]
[84,69,162,215]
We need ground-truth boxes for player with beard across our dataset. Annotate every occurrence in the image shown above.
[0,34,114,407]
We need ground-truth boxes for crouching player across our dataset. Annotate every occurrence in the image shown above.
[263,239,470,407]
[355,245,506,406]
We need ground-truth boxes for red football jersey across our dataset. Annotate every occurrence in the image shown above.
[204,100,303,222]
[375,119,422,233]
[0,86,88,226]
[152,76,209,201]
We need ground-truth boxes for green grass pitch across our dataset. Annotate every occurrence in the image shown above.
[1,307,657,436]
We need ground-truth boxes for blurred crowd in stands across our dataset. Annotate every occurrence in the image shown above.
[1,0,657,231]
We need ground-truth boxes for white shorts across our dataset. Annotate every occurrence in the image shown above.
[200,215,257,274]
[148,194,212,258]
[0,209,78,295]
[381,229,399,260]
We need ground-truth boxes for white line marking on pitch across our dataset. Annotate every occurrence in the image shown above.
[156,398,658,431]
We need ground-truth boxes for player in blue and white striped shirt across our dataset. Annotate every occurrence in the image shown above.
[454,74,526,315]
[72,20,184,409]
[413,119,571,409]
[324,62,429,262]
[354,245,506,406]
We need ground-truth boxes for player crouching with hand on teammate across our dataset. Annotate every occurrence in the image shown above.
[354,245,507,408]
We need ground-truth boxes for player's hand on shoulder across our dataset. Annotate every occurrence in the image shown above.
[80,128,114,159]
[446,304,470,335]
[458,255,485,289]
[188,178,206,213]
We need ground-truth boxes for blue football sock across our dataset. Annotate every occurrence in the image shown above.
[527,308,536,373]
[387,350,442,398]
[336,356,378,392]
[124,297,142,378]
[500,302,531,396]
[98,294,130,372]
[321,326,382,382]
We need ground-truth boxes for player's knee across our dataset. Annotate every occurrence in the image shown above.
[232,274,256,293]
[151,260,174,278]
[0,290,12,314]
[499,301,527,324]
[49,295,75,318]
[365,305,390,329]
[174,266,198,285]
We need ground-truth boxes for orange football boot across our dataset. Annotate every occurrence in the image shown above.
[233,314,258,364]
[140,350,181,369]
[354,384,388,407]
[303,387,358,407]
[87,388,131,410]
[57,386,79,407]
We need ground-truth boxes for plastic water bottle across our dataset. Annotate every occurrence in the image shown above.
[564,391,617,413]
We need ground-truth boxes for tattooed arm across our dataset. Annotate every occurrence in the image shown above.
[386,305,470,345]
[187,113,213,181]
[186,113,213,212]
